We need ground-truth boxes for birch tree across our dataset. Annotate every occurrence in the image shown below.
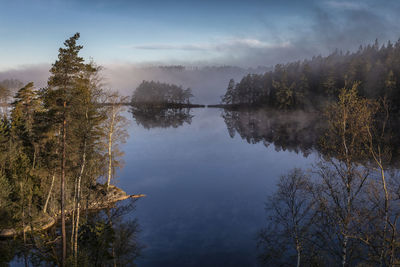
[259,169,316,267]
[104,92,129,190]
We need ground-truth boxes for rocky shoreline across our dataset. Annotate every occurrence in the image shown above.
[0,184,145,238]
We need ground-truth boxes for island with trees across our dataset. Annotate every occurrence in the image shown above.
[129,80,199,129]
[131,80,203,108]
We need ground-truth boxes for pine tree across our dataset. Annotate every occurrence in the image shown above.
[44,33,85,266]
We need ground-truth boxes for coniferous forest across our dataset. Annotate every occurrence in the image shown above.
[222,39,400,111]
[0,33,139,266]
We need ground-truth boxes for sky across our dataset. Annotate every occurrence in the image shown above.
[1,0,400,71]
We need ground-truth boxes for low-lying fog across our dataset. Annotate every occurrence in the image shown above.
[0,64,271,104]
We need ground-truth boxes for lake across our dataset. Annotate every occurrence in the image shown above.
[118,107,319,266]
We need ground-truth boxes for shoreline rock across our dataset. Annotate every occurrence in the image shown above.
[0,184,145,238]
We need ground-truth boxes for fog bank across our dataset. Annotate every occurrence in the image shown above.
[0,64,271,104]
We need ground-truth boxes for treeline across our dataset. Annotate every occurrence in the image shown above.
[0,79,24,103]
[131,80,193,106]
[259,85,399,266]
[222,39,400,110]
[0,33,129,266]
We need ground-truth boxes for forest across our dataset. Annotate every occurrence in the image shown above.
[131,80,193,107]
[0,33,136,266]
[222,39,400,111]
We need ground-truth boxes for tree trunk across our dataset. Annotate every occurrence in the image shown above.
[296,246,301,267]
[106,105,115,190]
[342,235,348,267]
[44,127,61,214]
[61,103,67,267]
[43,172,55,214]
[379,165,389,267]
[342,176,351,267]
[74,140,86,266]
[71,176,77,252]
[32,145,37,170]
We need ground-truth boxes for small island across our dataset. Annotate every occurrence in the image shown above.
[131,80,204,108]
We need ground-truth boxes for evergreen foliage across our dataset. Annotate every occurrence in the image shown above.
[131,80,193,106]
[0,34,130,265]
[223,39,400,110]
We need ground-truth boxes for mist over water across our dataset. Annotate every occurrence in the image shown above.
[117,108,317,266]
[0,65,270,104]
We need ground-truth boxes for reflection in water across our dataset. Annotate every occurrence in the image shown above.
[258,169,315,266]
[1,199,142,266]
[119,108,319,266]
[130,106,193,129]
[222,108,325,156]
[258,164,400,266]
[222,108,400,163]
[251,101,400,266]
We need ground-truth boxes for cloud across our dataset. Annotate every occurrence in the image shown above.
[116,0,400,67]
[0,64,50,88]
[124,39,291,52]
[128,44,210,51]
[310,1,400,52]
[226,0,400,67]
[325,1,367,10]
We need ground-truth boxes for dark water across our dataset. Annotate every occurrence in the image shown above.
[117,108,318,266]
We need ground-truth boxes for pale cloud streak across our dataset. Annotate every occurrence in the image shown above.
[325,1,367,10]
[123,39,291,52]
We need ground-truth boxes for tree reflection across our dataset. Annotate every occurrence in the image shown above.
[259,165,400,266]
[258,169,317,267]
[222,108,324,156]
[130,106,193,129]
[258,86,400,266]
[222,107,400,162]
[0,199,142,267]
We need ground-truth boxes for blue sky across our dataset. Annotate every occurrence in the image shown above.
[1,0,400,70]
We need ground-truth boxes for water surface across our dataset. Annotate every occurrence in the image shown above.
[118,108,318,266]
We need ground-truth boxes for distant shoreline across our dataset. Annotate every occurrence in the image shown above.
[104,102,206,108]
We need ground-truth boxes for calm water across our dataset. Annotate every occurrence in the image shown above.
[117,108,318,267]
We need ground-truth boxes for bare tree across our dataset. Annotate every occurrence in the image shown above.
[259,168,316,267]
[319,82,376,266]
